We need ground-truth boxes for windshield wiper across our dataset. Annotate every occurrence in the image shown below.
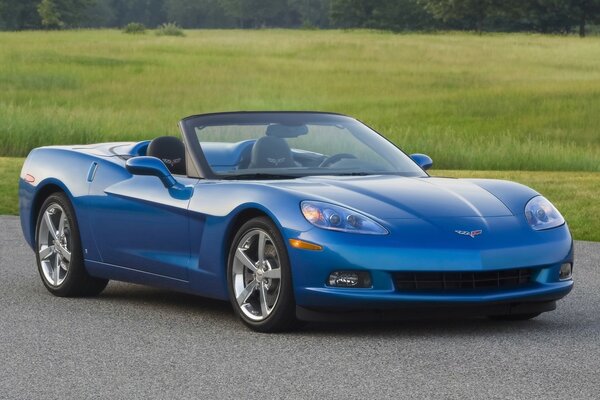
[222,173,299,180]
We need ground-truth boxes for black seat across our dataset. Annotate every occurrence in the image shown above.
[248,136,296,169]
[146,136,186,175]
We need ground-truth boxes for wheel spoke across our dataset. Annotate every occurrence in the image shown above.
[44,211,59,241]
[257,232,266,263]
[57,212,66,237]
[39,245,54,261]
[236,280,258,306]
[54,254,60,285]
[235,248,257,272]
[56,244,71,262]
[259,283,269,316]
[263,268,281,279]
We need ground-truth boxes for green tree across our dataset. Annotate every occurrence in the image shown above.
[0,0,40,29]
[218,0,290,28]
[330,0,372,28]
[570,0,600,36]
[57,0,94,26]
[288,0,330,28]
[330,0,435,31]
[370,0,436,30]
[419,0,502,33]
[501,0,600,36]
[38,0,64,28]
[81,0,116,27]
[109,0,166,27]
[165,0,233,28]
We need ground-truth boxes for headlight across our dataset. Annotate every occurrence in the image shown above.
[525,196,564,230]
[301,201,388,235]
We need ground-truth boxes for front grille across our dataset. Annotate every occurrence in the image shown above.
[394,269,533,291]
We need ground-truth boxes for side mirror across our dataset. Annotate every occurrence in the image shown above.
[126,156,177,188]
[410,153,433,171]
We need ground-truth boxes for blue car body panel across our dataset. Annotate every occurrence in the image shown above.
[19,140,574,312]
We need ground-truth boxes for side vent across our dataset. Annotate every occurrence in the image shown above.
[87,162,99,182]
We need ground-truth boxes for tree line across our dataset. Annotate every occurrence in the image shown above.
[1,0,599,36]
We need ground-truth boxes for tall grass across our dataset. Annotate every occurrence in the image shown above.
[0,30,598,170]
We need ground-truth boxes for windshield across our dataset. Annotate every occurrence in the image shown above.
[181,112,426,179]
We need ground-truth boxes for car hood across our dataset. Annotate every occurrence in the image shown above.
[270,175,513,219]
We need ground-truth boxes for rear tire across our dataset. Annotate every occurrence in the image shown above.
[227,217,300,333]
[488,312,541,321]
[35,193,108,297]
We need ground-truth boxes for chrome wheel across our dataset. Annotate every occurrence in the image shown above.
[232,229,282,321]
[37,203,71,287]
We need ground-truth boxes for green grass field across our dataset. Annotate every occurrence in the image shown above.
[0,30,599,170]
[1,157,598,241]
[0,30,598,240]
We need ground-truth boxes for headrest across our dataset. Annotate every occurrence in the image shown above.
[146,136,186,175]
[249,136,295,169]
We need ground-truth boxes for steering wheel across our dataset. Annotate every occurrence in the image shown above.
[319,153,357,168]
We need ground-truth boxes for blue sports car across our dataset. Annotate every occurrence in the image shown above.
[19,112,573,332]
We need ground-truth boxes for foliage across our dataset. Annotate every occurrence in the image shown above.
[123,22,146,34]
[155,21,184,36]
[218,0,292,28]
[0,0,40,30]
[570,0,600,36]
[418,0,502,32]
[331,0,436,30]
[1,0,600,34]
[164,0,233,28]
[38,0,64,29]
[288,0,330,28]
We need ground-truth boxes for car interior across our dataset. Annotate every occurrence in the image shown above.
[146,124,329,176]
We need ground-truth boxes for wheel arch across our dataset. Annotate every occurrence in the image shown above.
[222,205,291,271]
[29,179,74,246]
[225,207,272,256]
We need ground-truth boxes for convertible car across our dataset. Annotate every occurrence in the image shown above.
[19,112,573,332]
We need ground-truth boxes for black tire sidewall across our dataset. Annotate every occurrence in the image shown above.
[227,216,297,332]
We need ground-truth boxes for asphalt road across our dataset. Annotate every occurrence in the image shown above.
[1,216,599,399]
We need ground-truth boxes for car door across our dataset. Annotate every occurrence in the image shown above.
[87,160,196,281]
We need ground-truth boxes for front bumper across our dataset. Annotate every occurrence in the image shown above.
[296,278,573,309]
[285,219,574,312]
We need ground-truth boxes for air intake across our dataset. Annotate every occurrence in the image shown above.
[394,269,533,291]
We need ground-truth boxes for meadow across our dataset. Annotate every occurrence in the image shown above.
[0,30,599,170]
[0,30,598,240]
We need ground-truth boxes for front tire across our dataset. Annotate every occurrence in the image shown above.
[227,217,299,332]
[35,193,108,297]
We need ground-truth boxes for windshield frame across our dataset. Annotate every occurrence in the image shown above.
[178,111,428,180]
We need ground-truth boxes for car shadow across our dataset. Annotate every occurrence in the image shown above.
[299,316,576,338]
[97,281,234,319]
[92,282,585,337]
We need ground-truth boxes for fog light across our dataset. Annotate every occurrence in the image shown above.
[559,263,572,280]
[328,271,372,288]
